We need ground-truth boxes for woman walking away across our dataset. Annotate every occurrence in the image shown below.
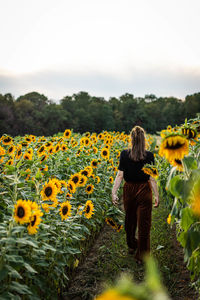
[112,126,159,264]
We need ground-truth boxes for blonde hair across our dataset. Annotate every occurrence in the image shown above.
[129,126,146,161]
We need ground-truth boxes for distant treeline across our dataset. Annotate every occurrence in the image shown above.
[0,91,200,136]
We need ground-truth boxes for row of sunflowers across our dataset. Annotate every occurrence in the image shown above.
[0,129,155,299]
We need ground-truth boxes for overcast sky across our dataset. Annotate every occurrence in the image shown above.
[0,0,200,102]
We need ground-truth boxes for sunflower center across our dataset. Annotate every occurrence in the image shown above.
[72,176,79,184]
[17,150,22,155]
[4,137,11,143]
[8,147,13,153]
[62,206,68,215]
[31,215,37,226]
[175,159,182,165]
[86,205,90,213]
[93,161,97,166]
[165,141,185,150]
[39,146,44,153]
[82,171,88,176]
[103,151,107,156]
[17,206,25,218]
[45,187,53,197]
[87,186,91,191]
[41,156,46,162]
[108,219,115,226]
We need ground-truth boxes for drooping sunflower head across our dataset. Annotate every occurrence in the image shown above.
[84,200,94,219]
[158,134,189,161]
[41,180,58,200]
[85,184,94,194]
[181,127,197,140]
[14,200,32,224]
[59,201,72,220]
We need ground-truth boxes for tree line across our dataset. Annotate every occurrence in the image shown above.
[0,91,200,136]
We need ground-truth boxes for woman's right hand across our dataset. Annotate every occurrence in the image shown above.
[154,196,159,208]
[112,194,119,206]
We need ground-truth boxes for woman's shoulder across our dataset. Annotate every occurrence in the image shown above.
[121,149,130,157]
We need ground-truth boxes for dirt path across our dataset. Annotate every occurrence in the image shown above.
[61,203,198,300]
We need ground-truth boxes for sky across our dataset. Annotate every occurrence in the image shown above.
[0,0,200,102]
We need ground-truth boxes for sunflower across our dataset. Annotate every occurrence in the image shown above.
[48,146,54,154]
[158,135,189,161]
[85,184,94,194]
[84,200,94,219]
[64,129,71,139]
[93,147,98,154]
[170,158,183,172]
[95,176,100,184]
[51,178,62,193]
[25,136,32,143]
[115,224,123,232]
[80,169,89,177]
[37,145,46,156]
[96,289,134,300]
[14,200,32,224]
[6,158,14,166]
[15,145,22,160]
[61,144,68,151]
[41,180,58,200]
[70,173,81,187]
[142,166,159,179]
[40,165,48,172]
[91,159,98,168]
[40,154,48,163]
[67,180,76,194]
[54,144,60,153]
[27,209,43,235]
[60,201,72,220]
[109,176,114,184]
[85,166,93,177]
[21,141,28,148]
[84,138,90,147]
[2,135,13,145]
[23,152,32,160]
[66,193,72,199]
[105,218,116,230]
[78,174,87,187]
[101,148,110,160]
[7,145,15,155]
[0,146,5,156]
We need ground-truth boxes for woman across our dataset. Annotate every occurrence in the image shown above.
[112,126,159,263]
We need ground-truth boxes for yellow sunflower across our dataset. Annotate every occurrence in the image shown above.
[170,158,183,172]
[2,135,13,145]
[85,166,93,177]
[95,176,100,184]
[40,154,48,163]
[158,135,189,161]
[37,145,46,156]
[42,203,50,213]
[64,129,71,139]
[91,159,98,168]
[27,209,43,235]
[109,176,114,184]
[41,180,58,200]
[101,148,110,160]
[84,200,94,219]
[70,173,81,187]
[78,174,88,187]
[23,152,32,160]
[6,158,14,166]
[105,218,117,230]
[51,178,62,193]
[61,144,68,151]
[0,145,6,156]
[54,144,60,153]
[142,166,159,179]
[67,180,76,194]
[85,184,94,194]
[7,145,15,155]
[60,201,72,220]
[14,200,32,224]
[48,146,54,154]
[15,145,22,160]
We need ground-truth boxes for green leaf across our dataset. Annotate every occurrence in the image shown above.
[5,255,24,263]
[10,281,32,295]
[180,207,196,231]
[168,176,188,200]
[24,263,37,274]
[183,156,198,171]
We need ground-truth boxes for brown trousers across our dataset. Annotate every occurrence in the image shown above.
[123,181,152,261]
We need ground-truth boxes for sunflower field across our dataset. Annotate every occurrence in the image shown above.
[0,129,155,299]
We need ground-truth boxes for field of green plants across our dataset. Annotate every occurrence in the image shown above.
[0,117,200,300]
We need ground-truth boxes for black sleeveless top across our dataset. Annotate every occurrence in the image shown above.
[118,149,154,182]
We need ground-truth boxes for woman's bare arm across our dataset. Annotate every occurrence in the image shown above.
[149,177,159,207]
[112,170,124,205]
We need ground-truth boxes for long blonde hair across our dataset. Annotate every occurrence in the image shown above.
[129,126,146,161]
